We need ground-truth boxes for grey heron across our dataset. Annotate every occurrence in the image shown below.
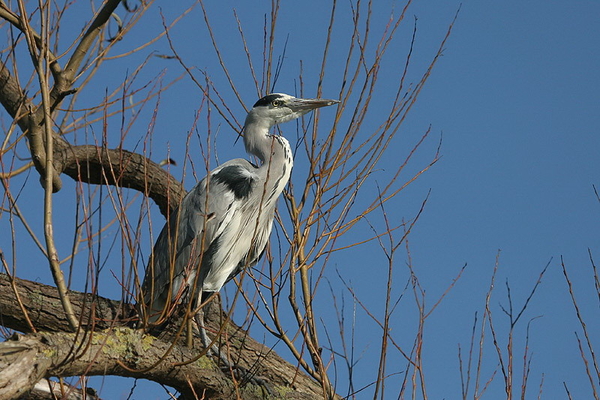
[140,93,338,346]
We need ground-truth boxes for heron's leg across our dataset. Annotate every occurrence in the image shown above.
[194,307,228,363]
[194,307,273,394]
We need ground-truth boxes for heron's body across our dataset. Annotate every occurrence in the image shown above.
[141,93,337,324]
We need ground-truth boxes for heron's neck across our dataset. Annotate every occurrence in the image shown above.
[243,120,293,203]
[243,120,289,166]
[243,120,265,163]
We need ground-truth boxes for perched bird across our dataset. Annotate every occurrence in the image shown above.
[140,93,338,331]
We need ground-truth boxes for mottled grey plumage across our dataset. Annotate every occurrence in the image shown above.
[141,93,338,324]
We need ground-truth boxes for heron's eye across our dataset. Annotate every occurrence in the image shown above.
[272,99,283,107]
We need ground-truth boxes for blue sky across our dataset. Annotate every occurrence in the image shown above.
[2,0,600,398]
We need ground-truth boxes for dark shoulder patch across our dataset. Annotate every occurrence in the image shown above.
[212,165,255,199]
[253,94,285,108]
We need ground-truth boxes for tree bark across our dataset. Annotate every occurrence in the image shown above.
[0,274,332,399]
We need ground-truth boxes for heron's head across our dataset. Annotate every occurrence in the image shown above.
[245,93,339,129]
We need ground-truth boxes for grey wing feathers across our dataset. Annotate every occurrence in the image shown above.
[140,159,256,323]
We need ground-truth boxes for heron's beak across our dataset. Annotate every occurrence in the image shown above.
[289,98,340,112]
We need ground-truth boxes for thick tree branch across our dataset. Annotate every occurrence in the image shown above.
[0,273,126,333]
[0,274,334,399]
[53,142,186,217]
[0,59,31,133]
